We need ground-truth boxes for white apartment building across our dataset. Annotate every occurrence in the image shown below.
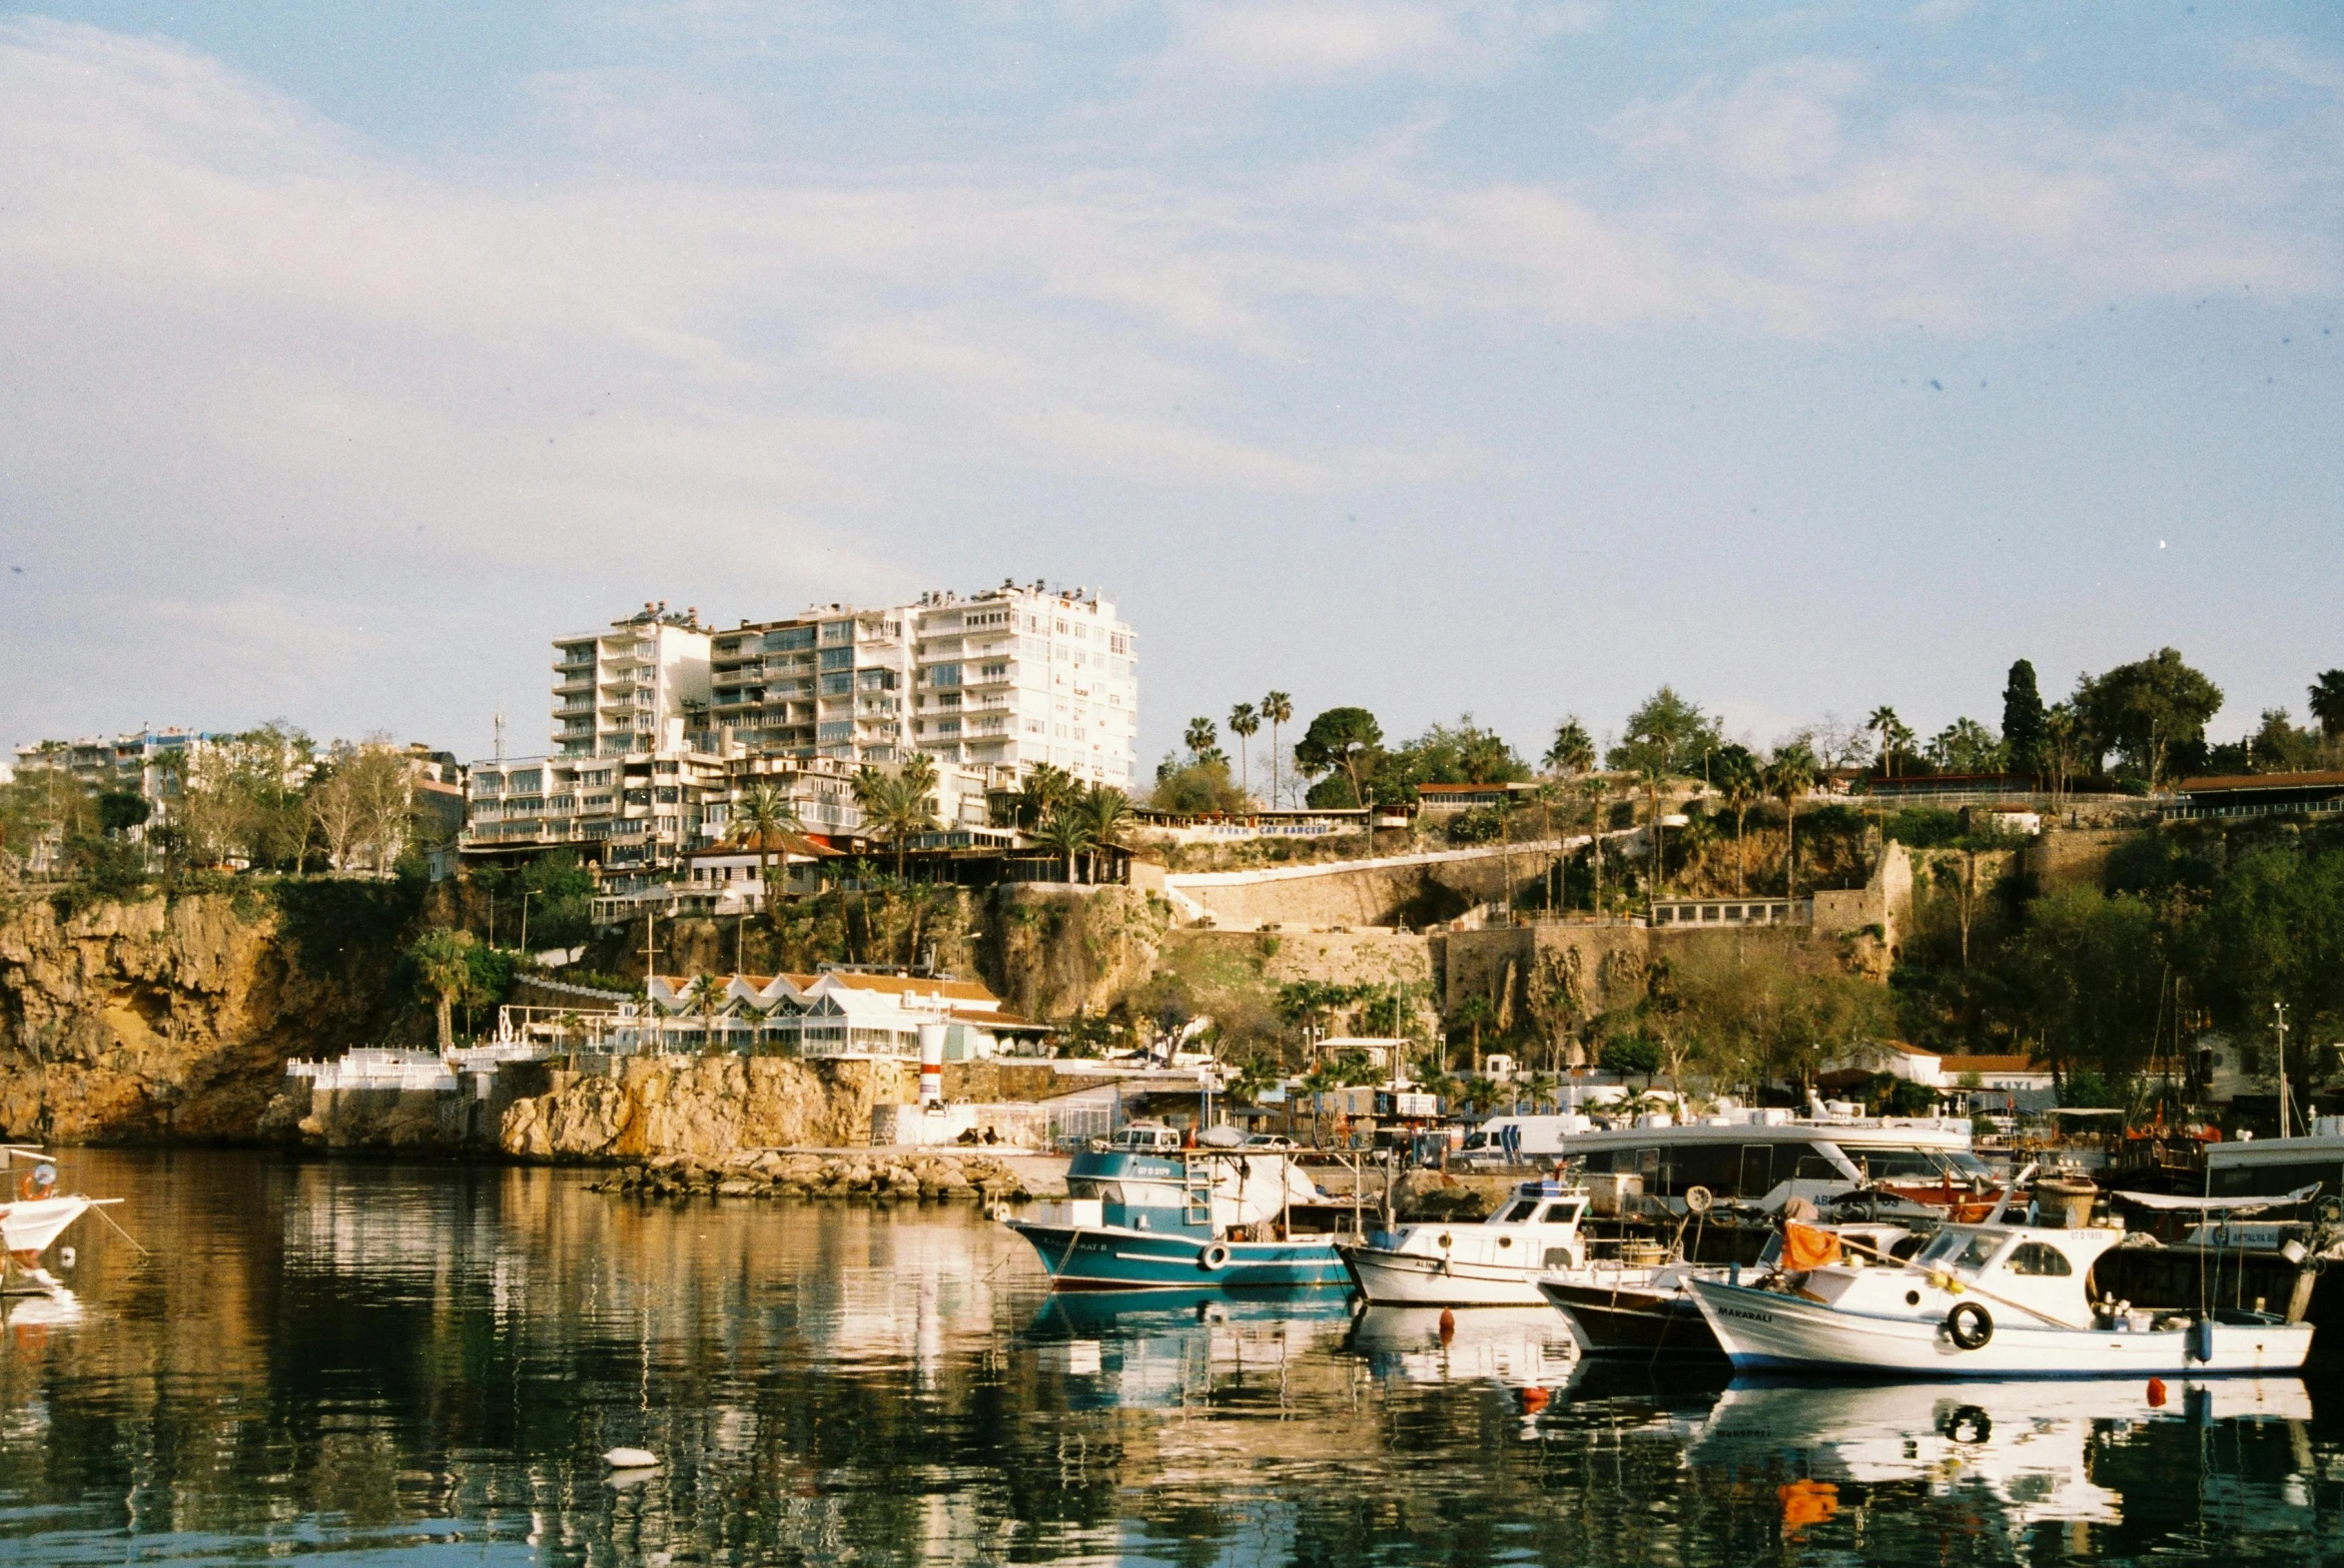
[550,603,712,760]
[700,582,1139,788]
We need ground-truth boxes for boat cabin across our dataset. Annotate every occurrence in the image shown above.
[1791,1221,2121,1327]
[1376,1179,1590,1272]
[1560,1118,1989,1213]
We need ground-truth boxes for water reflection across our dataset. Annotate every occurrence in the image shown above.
[0,1150,2336,1565]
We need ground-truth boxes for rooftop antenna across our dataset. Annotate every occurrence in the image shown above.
[493,711,506,765]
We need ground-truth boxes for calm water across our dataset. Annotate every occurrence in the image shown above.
[2,1151,2339,1566]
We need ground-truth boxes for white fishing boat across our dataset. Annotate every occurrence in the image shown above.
[1338,1179,1588,1305]
[1,1147,117,1295]
[1686,1217,2315,1377]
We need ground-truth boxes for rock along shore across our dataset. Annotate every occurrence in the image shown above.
[588,1148,1064,1203]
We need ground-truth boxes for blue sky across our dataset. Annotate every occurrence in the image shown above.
[1,1,2338,780]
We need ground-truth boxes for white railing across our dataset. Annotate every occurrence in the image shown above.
[286,1049,457,1093]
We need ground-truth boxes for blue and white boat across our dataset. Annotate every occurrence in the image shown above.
[1007,1123,1353,1290]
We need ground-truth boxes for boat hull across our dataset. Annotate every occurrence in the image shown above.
[1539,1277,1725,1363]
[1009,1220,1350,1291]
[0,1196,92,1256]
[1338,1244,1554,1306]
[1687,1279,2315,1377]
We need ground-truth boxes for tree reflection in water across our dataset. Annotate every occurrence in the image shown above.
[0,1149,2337,1565]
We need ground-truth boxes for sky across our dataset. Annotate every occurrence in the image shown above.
[1,1,2339,779]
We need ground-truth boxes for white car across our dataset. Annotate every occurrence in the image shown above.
[1242,1134,1299,1151]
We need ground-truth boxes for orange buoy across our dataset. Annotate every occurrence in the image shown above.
[2146,1377,2167,1407]
[1519,1386,1550,1412]
[1437,1308,1456,1342]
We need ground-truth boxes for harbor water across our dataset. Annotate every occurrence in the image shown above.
[2,1149,2339,1565]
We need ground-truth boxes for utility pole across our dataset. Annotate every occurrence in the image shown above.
[642,911,663,1050]
[2274,1000,2292,1140]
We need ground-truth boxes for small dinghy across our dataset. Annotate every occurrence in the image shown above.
[1,1148,119,1296]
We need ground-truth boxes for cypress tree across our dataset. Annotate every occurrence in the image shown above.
[2002,659,2048,778]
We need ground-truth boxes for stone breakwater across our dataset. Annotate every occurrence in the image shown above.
[590,1148,1048,1203]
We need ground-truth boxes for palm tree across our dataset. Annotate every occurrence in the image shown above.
[1227,703,1260,802]
[1075,785,1132,883]
[1543,717,1594,777]
[853,767,939,882]
[1450,994,1496,1075]
[1032,806,1096,884]
[1636,751,1671,895]
[1866,706,1901,777]
[1014,762,1077,829]
[409,927,476,1054]
[734,781,802,927]
[1580,774,1609,915]
[1766,742,1819,897]
[1261,691,1293,806]
[2311,670,2344,764]
[1713,746,1763,895]
[686,972,728,1051]
[1183,716,1218,762]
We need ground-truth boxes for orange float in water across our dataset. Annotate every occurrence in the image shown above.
[2146,1377,2167,1407]
[1779,1479,1839,1537]
[1519,1386,1549,1413]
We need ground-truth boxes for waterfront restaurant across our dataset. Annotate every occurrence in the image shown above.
[638,970,1050,1061]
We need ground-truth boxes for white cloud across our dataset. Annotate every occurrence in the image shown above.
[1155,0,1598,86]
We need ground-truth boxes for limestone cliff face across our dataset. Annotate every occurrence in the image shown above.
[0,885,421,1145]
[986,885,1170,1020]
[500,1055,921,1163]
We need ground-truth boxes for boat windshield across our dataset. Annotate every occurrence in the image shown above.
[1916,1230,2002,1273]
[1491,1198,1539,1222]
[1847,1147,1989,1181]
[1536,1201,1582,1223]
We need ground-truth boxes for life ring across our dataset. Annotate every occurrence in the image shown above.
[1941,1406,1991,1443]
[1198,1242,1231,1271]
[1685,1185,1715,1215]
[2317,1195,2342,1226]
[18,1168,56,1201]
[1947,1301,1993,1350]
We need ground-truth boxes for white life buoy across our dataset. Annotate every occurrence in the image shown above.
[1198,1242,1231,1271]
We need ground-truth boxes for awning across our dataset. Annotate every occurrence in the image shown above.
[2113,1182,2322,1213]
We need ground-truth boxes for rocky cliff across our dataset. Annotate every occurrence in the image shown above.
[0,883,422,1144]
[499,1055,923,1163]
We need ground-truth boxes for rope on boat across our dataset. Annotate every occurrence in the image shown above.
[86,1200,152,1258]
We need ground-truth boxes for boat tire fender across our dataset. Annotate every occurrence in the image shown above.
[1685,1185,1715,1215]
[1947,1301,1992,1350]
[1198,1243,1231,1271]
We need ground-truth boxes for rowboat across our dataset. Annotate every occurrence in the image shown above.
[1,1146,118,1295]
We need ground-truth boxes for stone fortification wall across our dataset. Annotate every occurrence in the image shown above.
[1164,841,1562,931]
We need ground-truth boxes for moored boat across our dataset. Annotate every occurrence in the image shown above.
[1006,1123,1352,1290]
[1687,1218,2315,1377]
[1338,1179,1588,1305]
[1538,1219,1928,1364]
[1,1147,114,1295]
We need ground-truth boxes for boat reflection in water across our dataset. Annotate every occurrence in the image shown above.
[1346,1304,1578,1389]
[1690,1375,2315,1542]
[1026,1287,1357,1410]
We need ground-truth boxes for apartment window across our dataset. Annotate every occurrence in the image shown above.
[819,647,853,672]
[820,672,852,696]
[820,620,852,646]
[764,626,815,652]
[819,721,853,742]
[855,669,895,692]
[939,693,962,708]
[1110,634,1128,654]
[938,720,961,735]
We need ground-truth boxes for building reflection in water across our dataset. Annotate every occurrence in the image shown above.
[0,1149,2337,1566]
